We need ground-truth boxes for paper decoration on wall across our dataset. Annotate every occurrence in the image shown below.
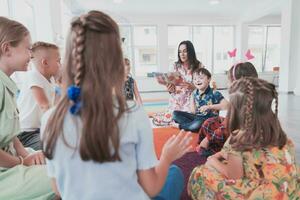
[245,49,255,60]
[227,48,237,58]
[227,48,255,60]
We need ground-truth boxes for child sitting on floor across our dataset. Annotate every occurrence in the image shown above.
[172,68,228,132]
[188,77,300,199]
[41,10,192,200]
[0,16,54,200]
[124,58,142,105]
[17,41,60,150]
[197,62,258,156]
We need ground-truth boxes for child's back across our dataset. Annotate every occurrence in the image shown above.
[42,102,156,200]
[42,10,191,200]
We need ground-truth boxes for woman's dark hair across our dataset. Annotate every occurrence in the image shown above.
[177,40,202,72]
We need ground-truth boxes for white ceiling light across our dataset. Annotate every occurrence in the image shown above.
[209,0,221,5]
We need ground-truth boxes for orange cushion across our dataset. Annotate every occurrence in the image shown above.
[153,127,199,159]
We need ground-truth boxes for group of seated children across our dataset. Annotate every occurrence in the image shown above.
[0,11,299,200]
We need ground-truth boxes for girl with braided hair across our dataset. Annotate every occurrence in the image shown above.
[197,62,258,156]
[188,77,300,199]
[41,10,192,200]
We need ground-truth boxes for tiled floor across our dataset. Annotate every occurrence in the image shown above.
[277,93,300,163]
[142,91,300,163]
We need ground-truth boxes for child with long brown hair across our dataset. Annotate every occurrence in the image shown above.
[189,77,300,199]
[41,10,192,200]
[0,16,54,199]
[197,62,258,156]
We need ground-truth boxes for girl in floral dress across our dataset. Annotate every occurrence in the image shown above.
[188,77,300,199]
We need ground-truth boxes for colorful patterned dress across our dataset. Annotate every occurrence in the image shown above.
[124,75,135,100]
[188,138,300,200]
[168,62,193,113]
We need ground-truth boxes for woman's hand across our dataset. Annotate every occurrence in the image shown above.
[23,151,45,166]
[160,130,193,165]
[179,82,195,90]
[166,83,176,93]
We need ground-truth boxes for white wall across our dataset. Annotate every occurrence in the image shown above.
[279,0,300,94]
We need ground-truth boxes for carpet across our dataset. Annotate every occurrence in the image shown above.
[143,98,169,116]
[153,127,206,200]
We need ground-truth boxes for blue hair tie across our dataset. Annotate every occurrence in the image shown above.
[67,85,81,115]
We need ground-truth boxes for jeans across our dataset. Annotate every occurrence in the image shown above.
[17,129,42,151]
[173,110,207,132]
[153,165,184,200]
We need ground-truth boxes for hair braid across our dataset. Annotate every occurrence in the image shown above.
[244,78,254,133]
[72,16,86,86]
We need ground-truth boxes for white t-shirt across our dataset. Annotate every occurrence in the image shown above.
[17,69,55,131]
[41,102,158,200]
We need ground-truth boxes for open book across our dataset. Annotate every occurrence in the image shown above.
[153,72,184,86]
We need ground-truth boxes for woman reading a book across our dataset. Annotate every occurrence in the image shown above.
[167,40,203,113]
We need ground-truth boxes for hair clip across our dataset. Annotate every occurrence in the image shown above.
[67,85,81,115]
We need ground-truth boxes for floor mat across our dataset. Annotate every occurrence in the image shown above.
[153,127,199,159]
[153,127,206,200]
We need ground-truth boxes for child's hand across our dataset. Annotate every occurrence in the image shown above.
[23,151,45,166]
[207,151,227,163]
[213,151,228,161]
[199,137,209,149]
[199,105,211,112]
[160,130,193,165]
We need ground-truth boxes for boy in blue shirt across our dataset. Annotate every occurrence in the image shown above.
[172,68,228,133]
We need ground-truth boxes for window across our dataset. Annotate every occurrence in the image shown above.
[248,26,264,72]
[168,25,234,74]
[248,26,281,72]
[120,25,133,62]
[213,26,234,73]
[0,0,9,17]
[168,26,191,68]
[265,27,281,71]
[10,0,36,39]
[193,26,213,72]
[120,25,158,77]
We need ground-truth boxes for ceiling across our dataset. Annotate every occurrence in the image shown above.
[65,0,283,20]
